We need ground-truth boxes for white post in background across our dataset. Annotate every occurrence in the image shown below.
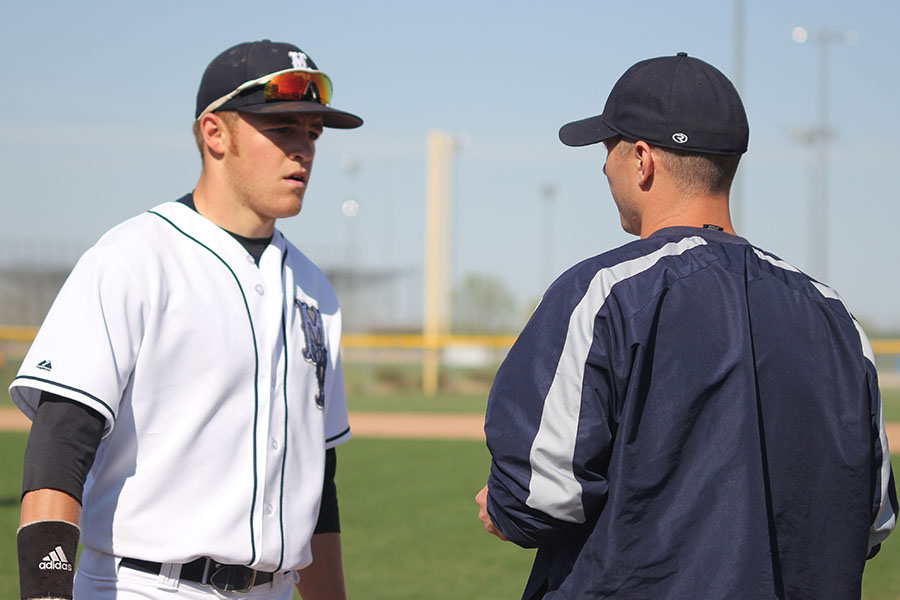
[423,130,456,396]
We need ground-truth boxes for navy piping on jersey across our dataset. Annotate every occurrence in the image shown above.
[326,427,351,444]
[12,375,116,426]
[276,247,290,571]
[148,210,262,565]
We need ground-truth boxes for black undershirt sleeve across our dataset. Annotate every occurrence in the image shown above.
[22,392,106,503]
[314,447,340,534]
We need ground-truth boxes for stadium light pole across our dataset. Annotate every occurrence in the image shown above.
[731,0,746,230]
[791,26,857,282]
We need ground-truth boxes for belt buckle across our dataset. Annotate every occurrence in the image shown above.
[207,560,257,594]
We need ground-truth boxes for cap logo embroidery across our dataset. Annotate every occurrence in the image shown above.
[288,51,310,69]
[672,132,689,144]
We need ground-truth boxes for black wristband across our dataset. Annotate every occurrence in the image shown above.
[17,520,79,600]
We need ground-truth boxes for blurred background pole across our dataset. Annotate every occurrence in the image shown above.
[731,0,746,230]
[423,131,456,396]
[340,156,360,330]
[539,183,558,289]
[792,26,857,282]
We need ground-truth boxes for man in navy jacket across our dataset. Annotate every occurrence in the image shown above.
[476,53,897,599]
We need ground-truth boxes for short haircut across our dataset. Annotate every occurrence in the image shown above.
[655,146,741,196]
[192,111,241,161]
[614,138,741,196]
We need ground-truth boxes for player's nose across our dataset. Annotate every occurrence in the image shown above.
[287,135,315,163]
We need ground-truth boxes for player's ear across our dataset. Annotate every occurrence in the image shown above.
[633,141,654,188]
[199,113,228,158]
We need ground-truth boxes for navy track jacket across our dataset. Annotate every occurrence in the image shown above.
[485,227,897,600]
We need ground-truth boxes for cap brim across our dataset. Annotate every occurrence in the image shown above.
[236,101,363,129]
[558,115,618,147]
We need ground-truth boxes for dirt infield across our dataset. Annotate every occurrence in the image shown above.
[348,412,485,440]
[0,408,29,431]
[0,407,898,449]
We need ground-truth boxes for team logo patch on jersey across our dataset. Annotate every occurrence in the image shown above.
[36,360,52,372]
[296,299,327,409]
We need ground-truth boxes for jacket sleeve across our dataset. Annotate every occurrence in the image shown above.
[484,278,620,548]
[868,363,898,557]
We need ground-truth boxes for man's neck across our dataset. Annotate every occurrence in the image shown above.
[178,193,273,265]
[639,193,735,239]
[192,175,276,238]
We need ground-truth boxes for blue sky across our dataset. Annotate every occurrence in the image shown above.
[2,1,899,332]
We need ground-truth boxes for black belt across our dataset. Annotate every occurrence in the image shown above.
[120,556,275,592]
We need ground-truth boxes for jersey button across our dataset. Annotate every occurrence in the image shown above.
[255,284,265,295]
[265,503,275,516]
[246,255,254,264]
[271,439,280,451]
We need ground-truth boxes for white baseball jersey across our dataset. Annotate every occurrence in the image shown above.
[10,200,350,573]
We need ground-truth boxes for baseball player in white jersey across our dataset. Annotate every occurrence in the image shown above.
[11,39,362,600]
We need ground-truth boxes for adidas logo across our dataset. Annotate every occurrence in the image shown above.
[38,546,73,571]
[36,360,52,372]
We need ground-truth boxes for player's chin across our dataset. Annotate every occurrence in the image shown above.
[273,194,304,218]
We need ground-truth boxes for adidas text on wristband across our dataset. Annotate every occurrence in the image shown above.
[17,520,79,600]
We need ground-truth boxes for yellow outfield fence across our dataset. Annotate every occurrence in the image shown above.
[872,339,900,355]
[4,325,900,393]
[0,328,520,350]
[344,334,900,356]
[3,325,900,354]
[0,326,39,343]
[342,333,518,350]
[7,325,900,355]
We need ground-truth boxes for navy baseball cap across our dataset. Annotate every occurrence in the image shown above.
[559,53,748,155]
[195,40,363,129]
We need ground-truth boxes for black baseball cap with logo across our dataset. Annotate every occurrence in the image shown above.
[559,52,747,155]
[195,39,363,129]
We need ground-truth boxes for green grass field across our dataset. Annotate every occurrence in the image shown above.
[0,434,898,599]
[0,433,533,599]
[336,438,534,599]
[0,435,898,598]
[883,388,900,423]
[2,356,900,598]
[349,390,489,414]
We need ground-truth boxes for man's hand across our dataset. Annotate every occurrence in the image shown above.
[475,485,508,541]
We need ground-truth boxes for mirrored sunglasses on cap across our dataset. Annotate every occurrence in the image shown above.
[198,68,334,118]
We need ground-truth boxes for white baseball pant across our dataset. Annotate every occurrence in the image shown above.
[74,548,295,600]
